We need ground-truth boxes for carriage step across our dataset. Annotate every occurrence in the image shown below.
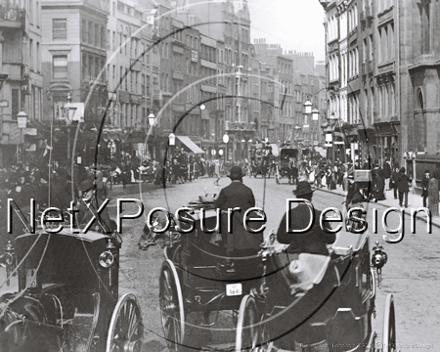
[202,342,235,351]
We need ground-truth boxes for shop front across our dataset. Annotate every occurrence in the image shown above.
[374,121,400,167]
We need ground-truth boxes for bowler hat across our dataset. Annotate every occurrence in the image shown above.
[424,169,430,174]
[79,179,94,192]
[294,181,314,197]
[228,165,245,179]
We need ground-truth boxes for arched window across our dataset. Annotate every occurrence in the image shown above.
[415,89,426,152]
[390,84,395,116]
[354,6,358,26]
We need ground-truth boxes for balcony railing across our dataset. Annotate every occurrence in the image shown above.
[0,6,24,26]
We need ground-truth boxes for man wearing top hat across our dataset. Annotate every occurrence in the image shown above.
[77,179,114,233]
[215,165,262,257]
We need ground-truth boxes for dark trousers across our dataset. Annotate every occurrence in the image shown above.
[398,190,408,207]
[423,194,428,208]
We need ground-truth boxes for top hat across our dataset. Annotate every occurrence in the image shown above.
[79,179,94,192]
[228,165,246,179]
[294,181,314,197]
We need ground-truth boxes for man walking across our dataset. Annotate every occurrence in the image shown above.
[421,169,431,208]
[396,167,410,208]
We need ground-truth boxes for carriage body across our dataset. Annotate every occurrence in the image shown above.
[160,198,263,350]
[235,229,395,352]
[275,148,299,184]
[0,228,143,352]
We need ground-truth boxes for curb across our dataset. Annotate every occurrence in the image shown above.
[316,187,440,229]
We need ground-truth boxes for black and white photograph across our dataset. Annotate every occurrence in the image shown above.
[0,0,438,351]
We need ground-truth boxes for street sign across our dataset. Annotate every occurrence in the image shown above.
[0,100,9,108]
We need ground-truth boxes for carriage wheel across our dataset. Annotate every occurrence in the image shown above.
[382,294,396,352]
[235,295,264,352]
[106,293,144,352]
[159,259,185,351]
[164,244,182,263]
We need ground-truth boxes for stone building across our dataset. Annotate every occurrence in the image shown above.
[0,0,44,167]
[41,0,109,165]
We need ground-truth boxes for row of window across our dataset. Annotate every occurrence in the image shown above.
[80,53,106,82]
[328,84,395,126]
[378,23,395,64]
[348,6,358,33]
[81,19,106,48]
[278,62,292,76]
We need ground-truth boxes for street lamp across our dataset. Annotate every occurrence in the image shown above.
[312,108,319,123]
[169,133,175,146]
[294,124,302,140]
[223,132,229,161]
[17,111,27,164]
[304,100,312,114]
[148,113,156,127]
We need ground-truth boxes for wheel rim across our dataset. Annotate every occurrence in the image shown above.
[236,295,262,352]
[383,294,396,352]
[160,265,183,350]
[107,294,143,352]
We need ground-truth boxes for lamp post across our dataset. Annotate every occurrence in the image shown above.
[223,132,229,162]
[17,111,27,164]
[168,132,175,158]
[148,113,156,128]
[294,124,302,143]
[320,113,339,163]
[147,113,156,161]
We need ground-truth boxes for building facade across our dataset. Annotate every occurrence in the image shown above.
[0,0,44,167]
[41,0,109,165]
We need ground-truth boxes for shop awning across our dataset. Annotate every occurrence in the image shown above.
[176,135,205,154]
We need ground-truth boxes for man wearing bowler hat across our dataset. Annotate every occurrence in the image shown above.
[277,181,335,256]
[77,179,114,233]
[215,165,262,257]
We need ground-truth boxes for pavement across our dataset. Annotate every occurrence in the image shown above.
[317,184,440,228]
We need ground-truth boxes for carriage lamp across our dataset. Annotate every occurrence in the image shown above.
[99,250,115,268]
[371,241,388,270]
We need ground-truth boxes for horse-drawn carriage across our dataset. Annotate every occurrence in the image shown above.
[0,215,143,351]
[158,187,264,351]
[275,147,299,184]
[250,143,275,178]
[158,186,395,352]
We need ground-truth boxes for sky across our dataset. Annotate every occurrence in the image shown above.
[247,0,326,61]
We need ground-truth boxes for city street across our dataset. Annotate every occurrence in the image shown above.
[103,176,439,352]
